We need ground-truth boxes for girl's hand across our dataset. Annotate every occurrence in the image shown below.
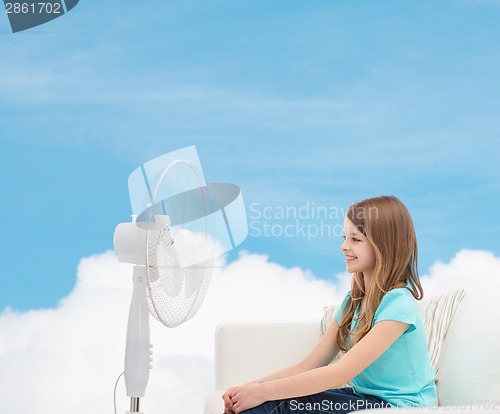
[222,386,238,413]
[230,383,267,414]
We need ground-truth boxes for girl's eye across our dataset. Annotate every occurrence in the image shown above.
[342,235,361,241]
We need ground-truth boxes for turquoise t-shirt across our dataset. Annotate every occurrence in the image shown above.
[334,288,437,407]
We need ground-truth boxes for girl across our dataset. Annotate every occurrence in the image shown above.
[222,195,437,414]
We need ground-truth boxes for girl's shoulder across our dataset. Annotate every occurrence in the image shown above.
[376,287,418,314]
[374,287,421,331]
[386,287,412,296]
[385,286,415,298]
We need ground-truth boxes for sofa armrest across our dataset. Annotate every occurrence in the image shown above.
[214,321,322,391]
[205,321,322,414]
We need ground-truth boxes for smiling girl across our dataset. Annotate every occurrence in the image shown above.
[222,195,437,414]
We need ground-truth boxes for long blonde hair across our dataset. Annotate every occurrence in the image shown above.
[336,195,423,352]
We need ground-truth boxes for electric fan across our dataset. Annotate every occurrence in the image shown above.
[113,146,247,414]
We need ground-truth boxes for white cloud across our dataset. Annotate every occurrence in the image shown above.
[419,249,500,298]
[0,248,498,413]
[0,250,341,414]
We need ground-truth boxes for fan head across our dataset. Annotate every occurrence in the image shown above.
[114,146,248,327]
[133,158,216,327]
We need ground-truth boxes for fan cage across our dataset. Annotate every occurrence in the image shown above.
[142,159,215,328]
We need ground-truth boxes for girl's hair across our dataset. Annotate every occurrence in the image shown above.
[335,195,423,352]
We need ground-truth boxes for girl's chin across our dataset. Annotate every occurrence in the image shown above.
[345,260,357,267]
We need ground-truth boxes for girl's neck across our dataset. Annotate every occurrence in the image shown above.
[363,271,373,294]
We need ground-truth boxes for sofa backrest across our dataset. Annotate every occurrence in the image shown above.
[436,283,500,404]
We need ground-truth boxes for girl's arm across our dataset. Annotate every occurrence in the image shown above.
[230,320,410,413]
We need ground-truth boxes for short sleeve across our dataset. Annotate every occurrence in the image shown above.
[335,290,352,325]
[374,288,419,333]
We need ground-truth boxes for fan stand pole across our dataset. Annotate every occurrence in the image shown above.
[130,397,141,413]
[124,265,151,414]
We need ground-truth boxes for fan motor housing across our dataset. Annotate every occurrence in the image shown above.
[114,222,143,265]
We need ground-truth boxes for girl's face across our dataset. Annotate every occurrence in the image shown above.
[341,217,376,277]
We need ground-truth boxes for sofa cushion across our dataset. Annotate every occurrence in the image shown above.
[419,289,465,380]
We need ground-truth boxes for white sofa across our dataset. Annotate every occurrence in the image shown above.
[204,284,500,414]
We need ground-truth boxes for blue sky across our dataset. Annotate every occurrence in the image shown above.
[1,0,499,311]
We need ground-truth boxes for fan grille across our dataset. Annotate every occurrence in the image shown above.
[142,159,215,327]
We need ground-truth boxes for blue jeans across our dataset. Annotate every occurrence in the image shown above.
[236,387,391,414]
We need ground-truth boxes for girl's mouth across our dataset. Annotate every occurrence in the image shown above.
[345,256,357,263]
